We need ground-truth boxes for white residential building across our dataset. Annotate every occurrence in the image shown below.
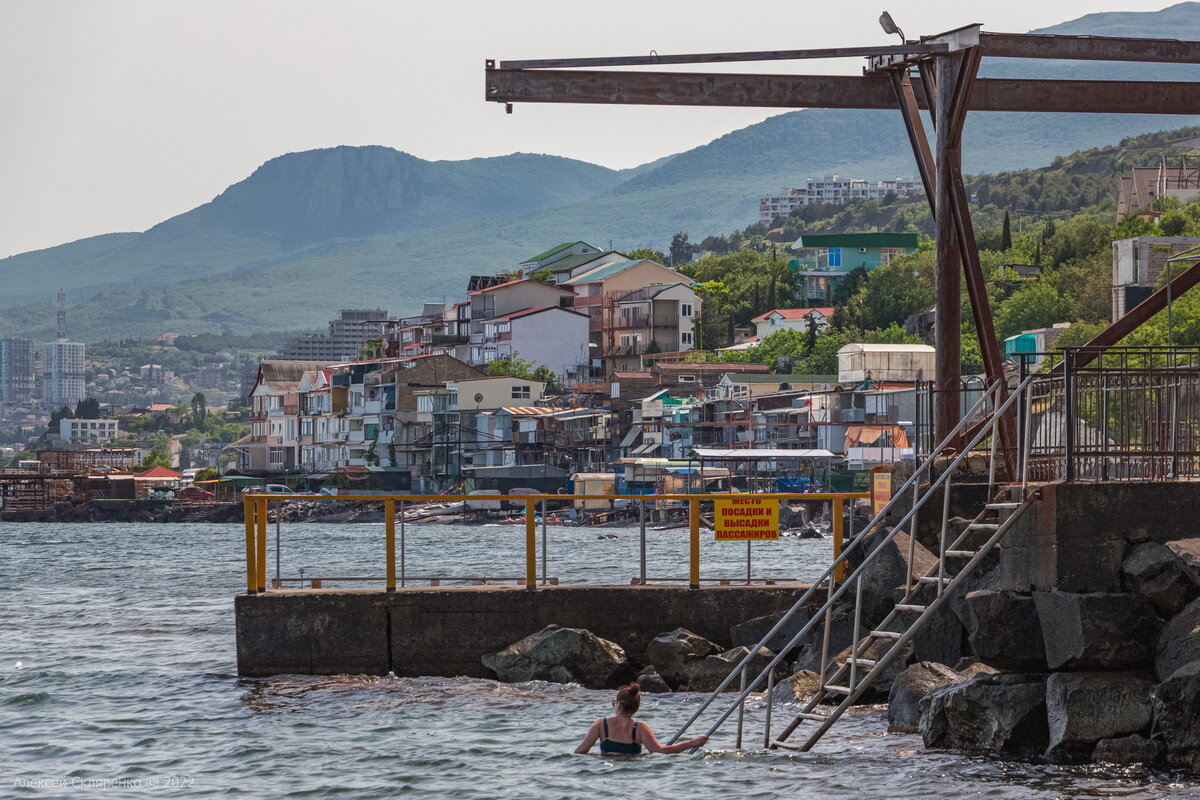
[44,339,86,407]
[759,175,920,223]
[59,418,119,445]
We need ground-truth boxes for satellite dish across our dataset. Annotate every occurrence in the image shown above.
[474,393,484,403]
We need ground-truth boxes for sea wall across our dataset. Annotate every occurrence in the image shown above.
[235,585,814,678]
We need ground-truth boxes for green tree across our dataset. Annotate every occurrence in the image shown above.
[670,232,695,265]
[528,267,554,282]
[74,397,101,419]
[485,352,563,394]
[626,247,665,265]
[141,445,173,469]
[191,392,207,430]
[995,281,1069,340]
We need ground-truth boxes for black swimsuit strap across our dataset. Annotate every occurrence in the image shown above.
[601,718,608,740]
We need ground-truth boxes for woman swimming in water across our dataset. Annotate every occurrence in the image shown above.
[575,683,709,755]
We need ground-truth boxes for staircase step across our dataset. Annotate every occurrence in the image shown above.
[895,603,926,612]
[946,550,975,558]
[771,739,804,751]
[871,630,903,639]
[823,684,853,695]
[967,522,1000,530]
[986,502,1021,510]
[917,576,952,585]
[847,658,876,667]
[796,712,830,722]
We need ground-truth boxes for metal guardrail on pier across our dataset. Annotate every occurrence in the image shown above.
[240,492,868,595]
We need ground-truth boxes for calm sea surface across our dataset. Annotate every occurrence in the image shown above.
[2,520,1197,798]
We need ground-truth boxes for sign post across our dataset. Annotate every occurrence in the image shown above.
[872,469,892,516]
[714,497,780,584]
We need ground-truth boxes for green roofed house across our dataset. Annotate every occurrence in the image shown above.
[790,232,920,305]
[520,241,601,271]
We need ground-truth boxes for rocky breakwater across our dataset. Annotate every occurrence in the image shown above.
[889,537,1200,769]
[480,624,788,694]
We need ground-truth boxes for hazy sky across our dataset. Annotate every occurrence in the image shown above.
[0,0,1180,259]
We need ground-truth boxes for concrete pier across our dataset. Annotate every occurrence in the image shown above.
[235,584,813,677]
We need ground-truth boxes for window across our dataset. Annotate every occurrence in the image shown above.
[512,385,531,400]
[417,396,433,413]
[447,387,459,408]
[269,447,285,466]
[588,284,602,296]
[827,248,842,268]
[678,375,697,383]
[681,331,694,345]
[680,303,693,317]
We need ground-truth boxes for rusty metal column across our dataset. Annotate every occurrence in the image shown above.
[385,498,396,592]
[524,498,537,590]
[688,498,700,589]
[256,497,268,593]
[934,53,963,441]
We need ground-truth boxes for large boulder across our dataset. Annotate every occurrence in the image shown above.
[1034,592,1160,670]
[790,604,857,674]
[770,669,822,704]
[960,590,1047,670]
[920,673,1049,757]
[1155,658,1200,771]
[685,646,782,693]
[1091,735,1164,765]
[1044,673,1155,760]
[635,665,672,694]
[730,609,811,652]
[481,624,635,689]
[888,661,961,733]
[646,628,720,688]
[1166,538,1200,578]
[1156,595,1200,681]
[844,527,937,628]
[1122,542,1200,618]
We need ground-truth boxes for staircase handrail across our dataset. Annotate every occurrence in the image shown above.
[669,374,1031,745]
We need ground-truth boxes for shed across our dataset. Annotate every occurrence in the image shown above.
[836,343,935,384]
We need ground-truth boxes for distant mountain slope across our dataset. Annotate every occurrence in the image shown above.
[5,4,1200,341]
[0,148,621,308]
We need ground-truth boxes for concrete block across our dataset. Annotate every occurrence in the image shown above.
[1034,591,1160,670]
[961,590,1047,670]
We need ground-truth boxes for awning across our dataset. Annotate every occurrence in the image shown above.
[619,427,642,448]
[844,425,910,448]
[690,447,837,460]
[632,442,661,455]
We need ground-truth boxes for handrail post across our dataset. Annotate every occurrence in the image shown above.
[525,498,536,590]
[688,497,700,589]
[1064,349,1076,482]
[256,497,267,593]
[540,498,548,586]
[244,495,257,595]
[639,499,647,585]
[386,498,396,592]
[399,500,406,588]
[832,497,845,583]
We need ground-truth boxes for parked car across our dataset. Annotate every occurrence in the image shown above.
[242,484,297,495]
[178,486,216,501]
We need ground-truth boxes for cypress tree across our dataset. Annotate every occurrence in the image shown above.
[1001,211,1012,251]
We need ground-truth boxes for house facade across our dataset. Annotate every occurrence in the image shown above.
[791,233,920,305]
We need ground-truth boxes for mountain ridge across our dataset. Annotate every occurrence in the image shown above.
[5,3,1200,341]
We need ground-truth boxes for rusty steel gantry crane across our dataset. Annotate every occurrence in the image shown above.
[484,23,1200,451]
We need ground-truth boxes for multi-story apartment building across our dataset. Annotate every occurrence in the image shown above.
[0,338,35,406]
[245,360,328,473]
[277,309,390,362]
[760,176,919,223]
[43,339,86,408]
[559,258,701,374]
[59,418,120,446]
[466,279,588,378]
[791,232,920,305]
[1111,236,1200,321]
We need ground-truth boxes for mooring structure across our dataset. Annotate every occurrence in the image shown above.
[484,23,1200,445]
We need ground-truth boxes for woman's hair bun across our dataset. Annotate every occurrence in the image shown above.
[628,682,640,694]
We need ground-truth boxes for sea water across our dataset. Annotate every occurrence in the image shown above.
[1,521,1195,798]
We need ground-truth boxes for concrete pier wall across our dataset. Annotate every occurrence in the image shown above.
[236,585,813,678]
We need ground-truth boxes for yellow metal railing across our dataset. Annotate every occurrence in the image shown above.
[241,492,869,595]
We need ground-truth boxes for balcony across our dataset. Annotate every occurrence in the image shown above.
[250,411,267,422]
[348,430,365,443]
[284,405,299,416]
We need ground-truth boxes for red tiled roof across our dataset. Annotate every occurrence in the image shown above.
[751,307,834,322]
[613,371,654,379]
[656,362,771,372]
[136,466,184,479]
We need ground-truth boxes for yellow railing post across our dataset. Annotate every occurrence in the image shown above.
[689,497,700,589]
[385,498,396,592]
[832,496,845,583]
[244,495,257,595]
[256,497,268,593]
[525,498,537,590]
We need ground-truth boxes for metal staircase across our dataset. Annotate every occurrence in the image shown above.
[669,374,1040,752]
